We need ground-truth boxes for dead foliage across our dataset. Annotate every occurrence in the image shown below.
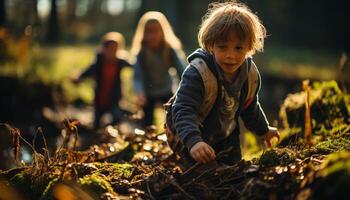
[0,81,349,200]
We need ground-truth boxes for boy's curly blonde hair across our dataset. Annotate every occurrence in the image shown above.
[198,1,266,55]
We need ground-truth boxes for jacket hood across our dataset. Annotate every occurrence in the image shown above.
[187,48,219,75]
[187,48,212,64]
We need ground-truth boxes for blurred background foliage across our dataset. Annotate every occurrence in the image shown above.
[0,0,348,125]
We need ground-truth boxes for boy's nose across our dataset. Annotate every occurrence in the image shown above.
[225,52,235,60]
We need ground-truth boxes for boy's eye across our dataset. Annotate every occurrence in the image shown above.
[217,45,227,49]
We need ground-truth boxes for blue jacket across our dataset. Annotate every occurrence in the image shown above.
[172,49,269,151]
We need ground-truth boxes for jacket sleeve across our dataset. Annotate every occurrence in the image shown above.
[79,65,95,79]
[132,54,144,94]
[240,63,269,136]
[170,48,186,79]
[172,66,205,150]
[78,55,98,80]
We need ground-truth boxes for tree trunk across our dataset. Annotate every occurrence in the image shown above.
[87,0,103,23]
[47,0,60,43]
[0,0,6,27]
[66,0,77,21]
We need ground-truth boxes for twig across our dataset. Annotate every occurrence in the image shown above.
[158,170,195,200]
[216,146,234,159]
[220,186,236,199]
[240,177,255,195]
[1,123,37,154]
[214,174,244,187]
[32,127,51,163]
[38,127,51,161]
[146,179,156,200]
[303,80,313,147]
[182,146,234,176]
[183,166,217,187]
[182,162,200,176]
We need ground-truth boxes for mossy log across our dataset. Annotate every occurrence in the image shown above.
[279,81,350,132]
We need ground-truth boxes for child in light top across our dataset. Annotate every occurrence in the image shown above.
[131,11,186,126]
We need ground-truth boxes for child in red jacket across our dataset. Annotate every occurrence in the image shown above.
[74,32,130,129]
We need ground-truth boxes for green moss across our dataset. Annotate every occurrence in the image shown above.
[5,161,134,199]
[278,128,303,147]
[30,175,58,199]
[302,135,350,157]
[78,173,115,197]
[305,122,350,156]
[93,162,134,179]
[241,131,263,160]
[40,177,59,200]
[10,172,27,184]
[10,172,31,191]
[320,151,350,175]
[312,151,350,199]
[259,148,297,167]
[8,169,62,200]
[329,123,350,137]
[315,138,350,154]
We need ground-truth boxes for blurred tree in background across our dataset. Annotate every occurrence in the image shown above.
[0,0,5,27]
[0,0,348,133]
[248,0,348,51]
[0,0,346,51]
[47,0,59,43]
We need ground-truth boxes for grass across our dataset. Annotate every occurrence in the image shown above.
[255,45,340,80]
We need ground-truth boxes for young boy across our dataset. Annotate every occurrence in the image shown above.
[170,2,280,168]
[74,32,130,129]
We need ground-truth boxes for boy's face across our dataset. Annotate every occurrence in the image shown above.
[102,42,118,60]
[212,32,250,78]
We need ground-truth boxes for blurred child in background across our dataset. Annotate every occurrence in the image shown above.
[74,32,130,129]
[131,11,186,127]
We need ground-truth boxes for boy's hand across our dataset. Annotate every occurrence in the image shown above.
[190,141,216,163]
[264,126,280,148]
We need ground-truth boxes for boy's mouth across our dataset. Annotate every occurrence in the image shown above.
[224,63,237,67]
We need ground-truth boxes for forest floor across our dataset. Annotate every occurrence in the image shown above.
[0,81,349,200]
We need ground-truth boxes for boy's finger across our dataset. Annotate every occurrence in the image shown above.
[203,148,214,162]
[194,150,206,163]
[199,149,211,163]
[207,145,215,155]
[206,146,216,160]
